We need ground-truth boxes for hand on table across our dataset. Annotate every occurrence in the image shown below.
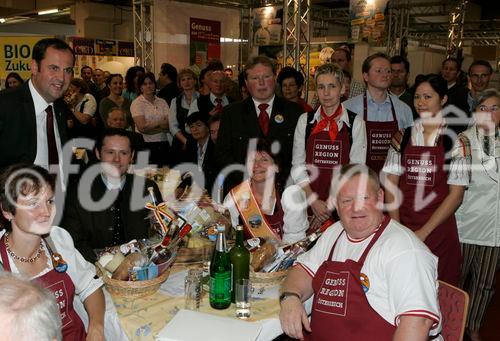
[279,297,311,340]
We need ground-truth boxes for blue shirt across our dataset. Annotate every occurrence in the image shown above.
[344,90,414,129]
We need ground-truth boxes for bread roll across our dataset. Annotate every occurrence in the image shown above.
[111,252,147,280]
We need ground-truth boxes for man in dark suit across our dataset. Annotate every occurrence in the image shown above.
[183,111,217,193]
[157,63,180,106]
[0,38,74,171]
[215,55,303,194]
[61,128,162,262]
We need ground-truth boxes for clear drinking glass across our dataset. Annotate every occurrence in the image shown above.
[185,268,203,310]
[235,278,252,319]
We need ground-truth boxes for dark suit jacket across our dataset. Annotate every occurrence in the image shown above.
[0,82,68,169]
[215,96,302,192]
[183,138,218,193]
[445,83,471,135]
[60,173,163,262]
[158,82,181,106]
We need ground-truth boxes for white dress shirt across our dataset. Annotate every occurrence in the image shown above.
[29,80,63,170]
[252,95,275,118]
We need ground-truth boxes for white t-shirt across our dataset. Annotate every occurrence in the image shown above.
[131,95,170,143]
[295,219,442,335]
[74,93,97,118]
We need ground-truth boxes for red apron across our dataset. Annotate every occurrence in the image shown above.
[305,125,350,202]
[364,92,399,174]
[306,215,395,340]
[0,236,86,341]
[399,137,461,285]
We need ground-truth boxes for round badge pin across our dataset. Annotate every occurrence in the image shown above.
[360,273,370,293]
[52,253,68,273]
[248,214,262,229]
[274,114,284,123]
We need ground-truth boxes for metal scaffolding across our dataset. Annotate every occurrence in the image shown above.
[283,0,311,97]
[386,0,410,57]
[446,0,468,58]
[133,0,154,72]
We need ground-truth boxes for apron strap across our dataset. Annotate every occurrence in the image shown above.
[358,215,390,264]
[326,215,391,264]
[327,229,345,260]
[388,95,397,122]
[363,91,398,123]
[0,234,11,271]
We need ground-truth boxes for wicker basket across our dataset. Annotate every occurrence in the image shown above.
[95,257,174,299]
[250,268,287,288]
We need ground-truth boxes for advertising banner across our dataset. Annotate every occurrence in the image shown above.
[349,0,388,46]
[189,17,221,68]
[95,39,117,56]
[118,41,134,57]
[252,6,283,47]
[71,37,95,55]
[0,36,50,80]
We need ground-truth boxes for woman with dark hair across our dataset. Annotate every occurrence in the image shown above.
[123,66,145,102]
[224,139,306,243]
[277,66,313,112]
[169,68,200,165]
[65,77,98,139]
[0,164,106,340]
[130,72,170,166]
[4,72,24,89]
[99,74,133,129]
[455,89,499,341]
[383,74,466,285]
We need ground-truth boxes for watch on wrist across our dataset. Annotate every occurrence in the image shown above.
[279,291,301,304]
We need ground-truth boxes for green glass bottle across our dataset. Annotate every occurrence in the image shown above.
[209,225,232,309]
[229,225,250,303]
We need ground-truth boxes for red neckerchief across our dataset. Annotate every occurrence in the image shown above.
[311,104,343,141]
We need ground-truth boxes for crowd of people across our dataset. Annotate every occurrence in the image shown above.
[0,37,498,341]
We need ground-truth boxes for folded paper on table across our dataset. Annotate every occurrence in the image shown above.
[156,309,262,341]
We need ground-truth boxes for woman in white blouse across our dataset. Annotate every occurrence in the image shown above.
[0,164,105,340]
[383,74,465,286]
[130,72,171,167]
[455,89,499,341]
[169,68,200,165]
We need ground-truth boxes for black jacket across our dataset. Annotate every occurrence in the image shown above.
[215,96,302,193]
[60,173,162,262]
[183,138,218,194]
[0,82,68,170]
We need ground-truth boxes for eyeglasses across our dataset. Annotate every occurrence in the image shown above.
[478,105,499,112]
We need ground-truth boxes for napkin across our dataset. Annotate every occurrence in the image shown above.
[156,309,262,341]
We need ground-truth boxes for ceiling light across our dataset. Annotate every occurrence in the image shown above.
[38,9,59,15]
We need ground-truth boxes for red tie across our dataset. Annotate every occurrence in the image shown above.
[45,105,59,164]
[214,98,223,113]
[311,105,343,141]
[258,103,269,136]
